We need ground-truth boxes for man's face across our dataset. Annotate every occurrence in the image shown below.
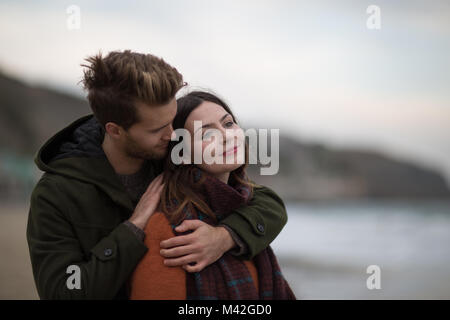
[122,98,177,161]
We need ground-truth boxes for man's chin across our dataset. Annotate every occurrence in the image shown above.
[146,148,168,161]
[126,149,167,162]
[149,152,167,161]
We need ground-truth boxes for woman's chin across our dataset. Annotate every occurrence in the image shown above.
[199,163,243,176]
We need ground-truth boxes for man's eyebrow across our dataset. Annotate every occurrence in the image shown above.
[150,121,171,132]
[195,113,231,133]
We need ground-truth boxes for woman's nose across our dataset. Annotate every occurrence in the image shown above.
[222,129,237,147]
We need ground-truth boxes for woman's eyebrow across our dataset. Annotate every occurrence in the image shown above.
[194,113,230,133]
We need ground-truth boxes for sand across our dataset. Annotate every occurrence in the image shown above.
[3,202,448,300]
[0,203,39,299]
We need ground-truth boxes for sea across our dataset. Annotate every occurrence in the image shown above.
[270,199,450,299]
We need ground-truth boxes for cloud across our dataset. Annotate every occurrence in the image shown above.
[0,0,449,179]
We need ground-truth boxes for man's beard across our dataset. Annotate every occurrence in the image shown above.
[123,136,168,161]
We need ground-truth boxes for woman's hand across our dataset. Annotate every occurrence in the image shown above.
[159,220,236,272]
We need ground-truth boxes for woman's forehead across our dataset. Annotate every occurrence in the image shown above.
[186,101,228,125]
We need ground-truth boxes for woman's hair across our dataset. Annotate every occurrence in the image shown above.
[161,91,254,225]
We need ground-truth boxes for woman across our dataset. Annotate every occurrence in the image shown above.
[130,91,295,300]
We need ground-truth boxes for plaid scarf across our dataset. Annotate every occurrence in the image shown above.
[169,168,296,300]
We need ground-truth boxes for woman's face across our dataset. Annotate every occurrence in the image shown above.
[184,101,245,178]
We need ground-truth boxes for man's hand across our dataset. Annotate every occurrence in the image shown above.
[128,174,164,230]
[160,220,236,273]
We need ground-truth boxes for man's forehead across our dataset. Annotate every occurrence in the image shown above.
[135,99,176,128]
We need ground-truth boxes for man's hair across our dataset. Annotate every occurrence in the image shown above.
[81,50,185,130]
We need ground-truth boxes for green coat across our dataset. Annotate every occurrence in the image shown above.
[27,114,288,299]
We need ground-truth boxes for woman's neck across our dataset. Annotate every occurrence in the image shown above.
[215,172,230,185]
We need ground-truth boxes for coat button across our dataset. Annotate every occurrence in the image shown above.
[257,223,265,233]
[104,248,113,257]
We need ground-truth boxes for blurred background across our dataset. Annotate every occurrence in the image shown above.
[0,0,449,299]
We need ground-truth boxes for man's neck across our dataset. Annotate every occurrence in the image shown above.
[102,134,144,175]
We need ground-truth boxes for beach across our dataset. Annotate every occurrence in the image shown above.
[0,204,38,299]
[2,200,450,299]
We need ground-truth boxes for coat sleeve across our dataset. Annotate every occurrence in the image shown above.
[219,184,288,260]
[26,176,148,299]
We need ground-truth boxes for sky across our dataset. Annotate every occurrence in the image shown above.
[0,0,449,182]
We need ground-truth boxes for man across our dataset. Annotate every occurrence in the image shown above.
[27,50,287,299]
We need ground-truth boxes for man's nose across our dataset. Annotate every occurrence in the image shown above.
[162,124,174,141]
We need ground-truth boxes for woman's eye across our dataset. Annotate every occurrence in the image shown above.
[224,121,234,128]
[202,131,212,140]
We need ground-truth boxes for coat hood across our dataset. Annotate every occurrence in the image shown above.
[36,114,105,171]
[34,114,137,211]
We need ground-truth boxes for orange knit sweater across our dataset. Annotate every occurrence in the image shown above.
[129,212,258,300]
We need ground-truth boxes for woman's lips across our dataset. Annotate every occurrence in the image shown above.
[223,145,239,156]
